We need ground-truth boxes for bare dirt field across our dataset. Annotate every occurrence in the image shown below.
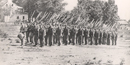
[0,38,130,65]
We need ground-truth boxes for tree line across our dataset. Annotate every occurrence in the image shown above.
[13,0,120,30]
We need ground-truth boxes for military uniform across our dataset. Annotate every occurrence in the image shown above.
[33,24,39,46]
[114,32,118,45]
[62,26,68,45]
[30,24,35,44]
[39,26,44,47]
[48,26,53,46]
[89,29,93,45]
[77,28,83,45]
[56,27,61,46]
[103,31,107,45]
[69,27,76,45]
[107,32,110,45]
[84,29,88,45]
[98,30,102,45]
[26,23,31,43]
[111,32,115,45]
[94,30,98,45]
[45,28,48,46]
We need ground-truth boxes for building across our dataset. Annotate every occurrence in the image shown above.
[0,0,28,22]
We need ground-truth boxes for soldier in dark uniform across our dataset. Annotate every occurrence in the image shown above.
[94,29,99,45]
[33,23,39,46]
[114,32,118,45]
[103,30,107,45]
[26,23,30,44]
[62,25,68,45]
[55,26,61,46]
[98,29,102,45]
[107,32,111,45]
[89,28,93,45]
[48,25,53,46]
[39,25,44,47]
[77,27,83,45]
[30,23,35,44]
[111,32,115,45]
[84,28,88,45]
[45,25,49,46]
[69,26,76,45]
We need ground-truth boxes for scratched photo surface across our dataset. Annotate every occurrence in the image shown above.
[0,0,130,65]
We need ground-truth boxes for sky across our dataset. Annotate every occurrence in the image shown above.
[63,0,130,21]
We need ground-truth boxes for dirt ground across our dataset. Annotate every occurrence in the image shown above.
[0,38,130,65]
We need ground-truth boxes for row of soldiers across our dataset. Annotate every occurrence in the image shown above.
[20,22,118,47]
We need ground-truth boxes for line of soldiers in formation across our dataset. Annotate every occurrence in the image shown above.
[19,22,118,47]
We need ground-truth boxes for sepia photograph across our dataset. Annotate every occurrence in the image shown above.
[0,0,130,65]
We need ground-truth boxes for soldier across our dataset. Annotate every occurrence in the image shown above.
[89,28,93,45]
[19,23,25,46]
[30,23,35,44]
[55,25,61,46]
[98,29,102,45]
[107,32,111,45]
[39,24,44,47]
[62,25,68,45]
[77,27,83,45]
[94,29,99,45]
[45,25,49,46]
[26,23,31,44]
[48,25,53,46]
[33,23,39,46]
[111,32,115,45]
[84,28,88,45]
[103,30,107,45]
[69,26,76,45]
[114,32,118,45]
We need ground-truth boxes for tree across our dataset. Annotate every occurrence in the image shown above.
[12,0,67,22]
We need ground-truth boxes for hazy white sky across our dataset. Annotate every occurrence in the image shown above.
[63,0,130,21]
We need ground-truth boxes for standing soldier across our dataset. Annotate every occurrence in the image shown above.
[62,25,68,45]
[33,23,39,46]
[77,27,83,45]
[26,23,30,44]
[94,29,99,45]
[114,31,118,45]
[84,28,88,45]
[107,32,111,45]
[69,26,76,45]
[98,29,102,45]
[48,25,53,46]
[111,32,115,45]
[45,25,49,46]
[89,28,93,45]
[30,23,35,44]
[103,30,107,45]
[19,23,25,46]
[39,24,44,47]
[56,25,61,46]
